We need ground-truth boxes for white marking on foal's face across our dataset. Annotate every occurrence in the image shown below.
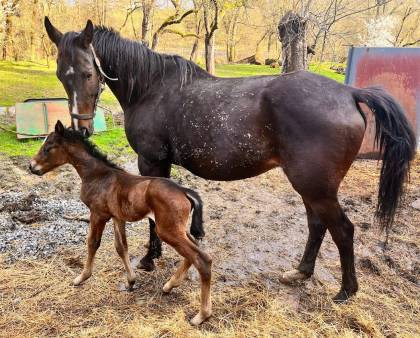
[65,66,75,76]
[72,91,79,130]
[30,159,43,172]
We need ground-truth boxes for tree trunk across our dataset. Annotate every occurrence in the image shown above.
[141,1,154,46]
[151,32,159,50]
[226,8,240,63]
[278,11,308,73]
[205,32,215,75]
[2,14,12,60]
[190,38,199,62]
[190,15,202,62]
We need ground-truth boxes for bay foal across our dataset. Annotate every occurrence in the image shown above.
[29,121,211,325]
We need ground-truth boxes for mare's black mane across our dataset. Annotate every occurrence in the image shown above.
[60,26,208,103]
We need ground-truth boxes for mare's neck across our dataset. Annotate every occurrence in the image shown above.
[91,28,210,109]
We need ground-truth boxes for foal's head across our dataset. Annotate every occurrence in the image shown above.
[45,17,102,137]
[30,120,120,176]
[29,121,73,175]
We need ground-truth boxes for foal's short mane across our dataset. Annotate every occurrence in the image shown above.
[91,26,208,102]
[61,128,122,171]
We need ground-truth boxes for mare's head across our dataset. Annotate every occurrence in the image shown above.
[29,121,78,175]
[44,17,102,137]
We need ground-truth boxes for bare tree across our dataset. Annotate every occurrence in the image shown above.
[151,0,196,50]
[141,0,155,46]
[203,0,218,74]
[190,0,203,62]
[1,0,20,60]
[278,10,309,72]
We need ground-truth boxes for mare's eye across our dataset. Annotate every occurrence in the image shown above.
[43,147,49,154]
[84,72,93,80]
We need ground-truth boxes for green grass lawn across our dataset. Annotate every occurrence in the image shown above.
[0,60,345,158]
[0,61,345,107]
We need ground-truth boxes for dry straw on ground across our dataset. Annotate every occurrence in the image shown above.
[0,236,418,337]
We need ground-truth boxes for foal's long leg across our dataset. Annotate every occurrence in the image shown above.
[73,214,107,286]
[281,200,327,283]
[158,229,212,326]
[113,218,136,290]
[162,259,192,292]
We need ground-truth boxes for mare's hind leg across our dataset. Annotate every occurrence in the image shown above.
[282,156,359,300]
[113,218,136,290]
[281,200,327,283]
[319,201,358,302]
[74,214,107,286]
[137,157,171,271]
[157,228,212,326]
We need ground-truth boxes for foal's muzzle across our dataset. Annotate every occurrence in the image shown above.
[29,162,43,176]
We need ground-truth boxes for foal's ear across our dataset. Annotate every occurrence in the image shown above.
[44,17,63,46]
[78,20,94,49]
[55,120,65,134]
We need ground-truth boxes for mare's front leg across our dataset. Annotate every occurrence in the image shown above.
[137,156,171,271]
[73,213,107,286]
[113,217,136,290]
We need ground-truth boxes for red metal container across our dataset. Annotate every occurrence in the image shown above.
[345,47,420,157]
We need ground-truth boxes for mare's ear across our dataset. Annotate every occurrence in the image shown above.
[55,120,65,134]
[78,20,94,49]
[44,17,63,46]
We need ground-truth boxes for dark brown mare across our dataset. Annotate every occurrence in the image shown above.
[29,121,211,325]
[44,18,416,302]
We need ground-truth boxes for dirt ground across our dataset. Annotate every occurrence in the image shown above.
[0,151,419,337]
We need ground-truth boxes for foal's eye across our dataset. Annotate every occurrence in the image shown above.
[84,73,93,80]
[43,147,50,154]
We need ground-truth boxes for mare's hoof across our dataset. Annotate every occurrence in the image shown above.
[279,269,309,284]
[138,256,155,271]
[190,311,212,326]
[118,281,136,292]
[333,288,356,303]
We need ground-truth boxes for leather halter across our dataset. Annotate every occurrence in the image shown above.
[69,44,118,123]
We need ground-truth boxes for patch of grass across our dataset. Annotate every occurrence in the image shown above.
[216,62,345,83]
[215,64,280,77]
[0,61,345,107]
[0,61,118,108]
[0,126,132,158]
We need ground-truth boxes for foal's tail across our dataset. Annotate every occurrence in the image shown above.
[353,87,417,233]
[184,188,205,240]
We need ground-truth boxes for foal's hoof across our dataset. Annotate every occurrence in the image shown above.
[162,281,173,293]
[279,269,309,284]
[138,256,155,271]
[73,273,90,286]
[190,310,212,326]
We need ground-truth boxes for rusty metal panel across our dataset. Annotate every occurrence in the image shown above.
[345,47,420,157]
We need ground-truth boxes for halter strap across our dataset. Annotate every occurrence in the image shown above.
[70,45,117,123]
[89,44,118,81]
